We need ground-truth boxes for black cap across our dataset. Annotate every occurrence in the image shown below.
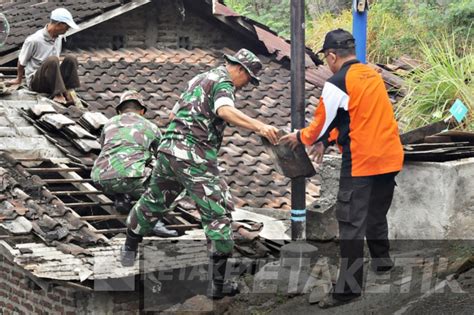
[317,28,356,54]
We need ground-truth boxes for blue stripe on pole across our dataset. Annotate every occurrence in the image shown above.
[291,209,306,215]
[291,216,306,222]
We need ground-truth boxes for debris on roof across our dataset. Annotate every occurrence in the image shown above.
[400,120,474,162]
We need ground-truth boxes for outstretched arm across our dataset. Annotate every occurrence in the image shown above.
[217,105,279,145]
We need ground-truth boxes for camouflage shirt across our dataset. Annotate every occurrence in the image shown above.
[159,66,235,166]
[91,112,161,181]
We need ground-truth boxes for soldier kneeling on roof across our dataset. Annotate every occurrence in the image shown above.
[91,90,177,237]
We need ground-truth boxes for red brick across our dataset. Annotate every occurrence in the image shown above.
[61,297,76,307]
[11,287,25,298]
[32,296,39,304]
[55,288,67,296]
[22,300,34,312]
[41,299,52,310]
[54,305,65,313]
[47,293,58,300]
[11,270,23,279]
[18,281,30,290]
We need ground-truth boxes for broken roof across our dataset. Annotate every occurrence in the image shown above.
[19,47,323,210]
[0,0,409,287]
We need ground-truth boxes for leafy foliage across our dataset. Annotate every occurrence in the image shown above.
[224,0,312,39]
[395,33,474,131]
[226,0,474,131]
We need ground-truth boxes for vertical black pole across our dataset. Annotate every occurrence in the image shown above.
[290,0,306,241]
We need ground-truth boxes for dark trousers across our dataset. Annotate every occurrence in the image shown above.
[333,172,398,300]
[30,55,80,97]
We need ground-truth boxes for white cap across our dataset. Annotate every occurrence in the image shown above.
[50,8,79,29]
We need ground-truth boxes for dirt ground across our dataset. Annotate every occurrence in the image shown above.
[161,240,473,314]
[222,240,474,315]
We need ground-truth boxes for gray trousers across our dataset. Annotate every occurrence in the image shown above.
[333,172,397,300]
[30,55,80,97]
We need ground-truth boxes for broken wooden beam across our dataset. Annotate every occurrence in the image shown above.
[26,167,91,173]
[63,202,114,207]
[400,121,449,145]
[42,178,93,184]
[81,215,128,221]
[404,142,470,151]
[51,190,104,196]
[96,224,201,234]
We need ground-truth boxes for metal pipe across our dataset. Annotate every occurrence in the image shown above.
[352,0,368,63]
[290,0,306,241]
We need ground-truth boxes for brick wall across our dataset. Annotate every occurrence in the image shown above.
[68,0,247,51]
[0,254,78,314]
[0,254,144,314]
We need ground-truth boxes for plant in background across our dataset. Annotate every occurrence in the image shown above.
[224,0,316,40]
[306,10,352,52]
[395,32,474,131]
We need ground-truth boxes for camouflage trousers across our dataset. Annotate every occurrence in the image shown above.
[94,174,149,199]
[127,152,235,256]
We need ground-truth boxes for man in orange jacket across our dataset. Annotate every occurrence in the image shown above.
[282,29,404,308]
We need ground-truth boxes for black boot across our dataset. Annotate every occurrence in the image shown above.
[120,229,143,267]
[152,220,178,237]
[115,194,132,214]
[371,257,394,274]
[207,256,239,300]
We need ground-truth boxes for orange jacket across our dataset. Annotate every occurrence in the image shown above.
[297,60,403,177]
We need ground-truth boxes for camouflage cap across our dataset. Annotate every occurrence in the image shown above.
[116,90,146,113]
[224,48,262,86]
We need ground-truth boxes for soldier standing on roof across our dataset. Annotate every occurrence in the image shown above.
[120,49,280,299]
[91,90,177,237]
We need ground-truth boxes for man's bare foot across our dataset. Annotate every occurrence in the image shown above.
[53,94,74,106]
[53,94,67,104]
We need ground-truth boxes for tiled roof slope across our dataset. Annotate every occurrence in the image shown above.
[0,0,122,55]
[71,47,322,210]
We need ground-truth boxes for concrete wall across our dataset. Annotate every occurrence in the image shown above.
[69,0,247,51]
[389,158,474,239]
[310,156,474,240]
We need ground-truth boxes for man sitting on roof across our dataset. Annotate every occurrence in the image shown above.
[7,8,81,106]
[91,90,177,238]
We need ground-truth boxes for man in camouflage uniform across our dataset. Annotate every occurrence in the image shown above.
[121,49,279,299]
[91,90,177,237]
